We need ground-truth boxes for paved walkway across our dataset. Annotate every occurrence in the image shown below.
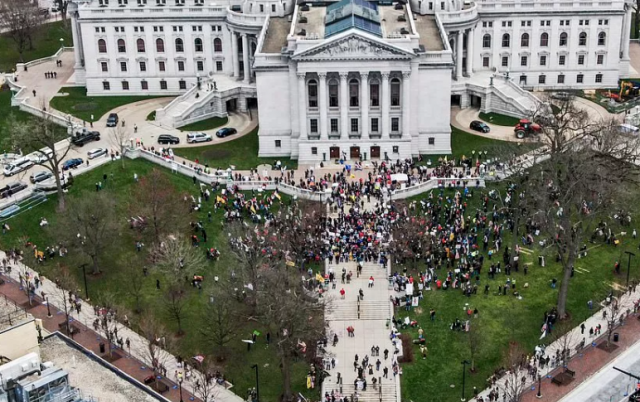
[0,254,244,402]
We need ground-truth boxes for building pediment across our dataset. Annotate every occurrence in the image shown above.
[292,33,414,62]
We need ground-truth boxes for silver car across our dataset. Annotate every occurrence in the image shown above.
[186,132,213,143]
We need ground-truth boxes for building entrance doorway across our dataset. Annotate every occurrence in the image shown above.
[370,146,380,158]
[329,147,340,159]
[350,146,360,159]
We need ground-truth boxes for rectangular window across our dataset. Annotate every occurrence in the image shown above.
[540,55,546,66]
[391,117,399,132]
[501,56,508,67]
[197,61,204,71]
[141,80,148,90]
[597,54,604,65]
[216,61,223,71]
[558,74,565,84]
[120,62,127,72]
[428,2,432,10]
[275,140,281,148]
[160,80,167,90]
[370,83,379,107]
[139,61,146,72]
[272,4,276,11]
[538,75,546,84]
[310,119,318,133]
[176,0,184,4]
[101,62,108,72]
[179,80,186,90]
[311,147,318,155]
[577,74,584,83]
[103,81,110,90]
[350,118,358,133]
[520,56,527,67]
[559,55,566,66]
[578,55,585,65]
[159,61,165,72]
[371,118,379,132]
[483,57,489,67]
[138,0,147,4]
[595,73,603,83]
[178,61,185,71]
[122,81,129,90]
[260,4,264,12]
[330,119,338,133]
[428,137,435,145]
[392,146,399,153]
[440,2,444,10]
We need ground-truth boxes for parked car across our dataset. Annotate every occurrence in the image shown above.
[158,134,180,145]
[29,171,53,184]
[551,92,572,101]
[186,132,213,143]
[3,157,35,177]
[72,130,101,146]
[215,127,238,138]
[87,148,107,159]
[0,182,28,198]
[62,158,83,171]
[106,113,119,127]
[469,120,490,133]
[28,148,54,164]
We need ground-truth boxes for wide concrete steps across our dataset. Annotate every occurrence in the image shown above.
[326,300,390,320]
[322,382,397,402]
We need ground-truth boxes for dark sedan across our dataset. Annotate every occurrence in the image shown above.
[158,134,180,145]
[215,127,237,138]
[469,120,490,133]
[62,158,83,171]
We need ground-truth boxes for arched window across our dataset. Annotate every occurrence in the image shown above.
[349,79,359,107]
[579,32,587,46]
[194,38,203,52]
[598,31,606,46]
[540,32,548,47]
[370,79,379,107]
[98,39,107,53]
[502,33,510,48]
[156,38,164,52]
[117,39,126,53]
[390,78,400,106]
[559,32,568,46]
[482,34,491,48]
[214,38,222,52]
[137,38,145,52]
[175,38,184,52]
[521,33,529,47]
[329,79,339,107]
[307,79,317,108]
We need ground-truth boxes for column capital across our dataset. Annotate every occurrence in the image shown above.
[402,71,411,79]
[359,71,369,78]
[318,72,327,79]
[297,72,306,80]
[339,72,349,80]
[381,71,390,80]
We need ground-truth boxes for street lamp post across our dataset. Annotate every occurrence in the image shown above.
[461,360,470,401]
[251,364,260,402]
[80,264,89,300]
[624,251,635,291]
[536,374,542,399]
[59,38,64,49]
[46,297,52,318]
[179,378,183,402]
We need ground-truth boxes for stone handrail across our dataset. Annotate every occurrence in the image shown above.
[15,47,73,73]
[389,177,485,199]
[82,5,226,17]
[255,14,271,53]
[437,2,478,25]
[226,8,267,27]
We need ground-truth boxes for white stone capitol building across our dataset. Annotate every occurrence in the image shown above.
[70,0,632,162]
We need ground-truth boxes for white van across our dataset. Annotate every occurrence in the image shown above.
[617,124,639,135]
[4,157,35,177]
[28,148,54,164]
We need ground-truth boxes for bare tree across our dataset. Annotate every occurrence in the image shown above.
[53,0,70,20]
[0,0,44,62]
[56,192,119,274]
[109,125,129,169]
[602,293,633,349]
[136,315,175,379]
[199,287,240,361]
[47,266,78,339]
[551,321,578,368]
[118,258,145,314]
[498,343,529,402]
[163,284,188,336]
[191,360,220,402]
[5,109,73,211]
[95,292,124,359]
[151,234,206,283]
[468,320,482,373]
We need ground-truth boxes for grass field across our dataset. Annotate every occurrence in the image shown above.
[178,116,228,132]
[0,21,72,73]
[0,158,316,401]
[172,127,298,170]
[478,112,521,127]
[396,186,639,402]
[50,87,164,122]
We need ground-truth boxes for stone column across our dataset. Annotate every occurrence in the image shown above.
[402,71,410,138]
[339,72,349,137]
[231,31,239,78]
[456,30,463,80]
[360,71,369,138]
[242,33,250,83]
[622,5,632,60]
[298,73,307,139]
[71,13,82,69]
[318,72,328,139]
[466,27,474,76]
[381,71,390,139]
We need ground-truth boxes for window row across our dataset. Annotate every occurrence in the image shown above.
[515,73,604,85]
[481,19,608,28]
[308,117,402,134]
[482,31,606,48]
[483,53,606,68]
[101,78,207,91]
[307,78,403,108]
[102,0,205,6]
[97,38,223,53]
[100,60,224,73]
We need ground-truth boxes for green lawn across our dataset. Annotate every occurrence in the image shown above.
[397,185,639,402]
[0,158,317,401]
[172,127,298,170]
[178,116,228,132]
[478,112,521,127]
[0,21,73,73]
[50,87,164,122]
[146,111,156,121]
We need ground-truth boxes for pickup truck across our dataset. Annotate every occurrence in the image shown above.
[0,182,28,198]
